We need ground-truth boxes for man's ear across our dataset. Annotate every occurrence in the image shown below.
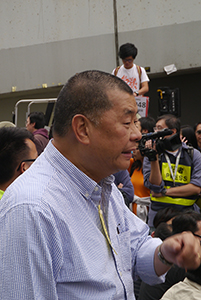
[19,162,27,174]
[171,128,177,135]
[71,114,91,144]
[142,129,148,134]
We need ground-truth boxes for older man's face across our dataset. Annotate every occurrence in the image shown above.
[87,89,141,181]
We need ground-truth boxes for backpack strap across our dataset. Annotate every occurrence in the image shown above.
[114,66,121,76]
[136,65,142,82]
[186,145,194,161]
[114,65,142,82]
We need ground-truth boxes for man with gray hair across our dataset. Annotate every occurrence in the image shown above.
[0,71,200,299]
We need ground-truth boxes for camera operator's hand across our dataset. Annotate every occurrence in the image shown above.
[144,140,158,161]
[145,139,155,149]
[151,191,163,198]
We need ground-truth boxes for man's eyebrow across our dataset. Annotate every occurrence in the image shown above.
[123,109,136,115]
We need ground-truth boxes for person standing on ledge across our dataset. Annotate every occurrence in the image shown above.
[112,42,149,97]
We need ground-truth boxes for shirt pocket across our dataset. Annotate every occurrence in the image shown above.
[117,230,131,271]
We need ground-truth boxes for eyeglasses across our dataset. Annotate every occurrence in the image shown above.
[17,159,36,171]
[153,126,167,132]
[196,130,201,135]
[193,233,201,245]
[193,233,201,239]
[123,58,133,63]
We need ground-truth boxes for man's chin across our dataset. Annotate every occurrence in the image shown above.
[115,162,130,172]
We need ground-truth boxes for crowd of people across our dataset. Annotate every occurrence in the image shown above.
[0,43,200,299]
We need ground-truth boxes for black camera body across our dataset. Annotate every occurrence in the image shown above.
[139,128,182,161]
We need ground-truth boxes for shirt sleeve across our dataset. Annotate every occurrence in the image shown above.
[0,204,63,300]
[140,67,150,83]
[143,156,164,192]
[114,170,134,203]
[125,208,165,285]
[190,148,201,187]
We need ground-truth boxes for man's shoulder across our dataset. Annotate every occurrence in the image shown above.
[1,161,54,208]
[34,128,49,139]
[181,144,201,161]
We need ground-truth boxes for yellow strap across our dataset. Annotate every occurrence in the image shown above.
[98,204,117,255]
[114,65,141,83]
[136,65,142,81]
[114,66,121,76]
[151,194,196,206]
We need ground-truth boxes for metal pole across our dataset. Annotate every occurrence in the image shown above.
[113,0,119,67]
[14,98,56,126]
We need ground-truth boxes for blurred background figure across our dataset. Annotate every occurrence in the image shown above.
[0,127,37,198]
[0,121,16,128]
[161,211,201,300]
[152,207,181,230]
[26,111,49,155]
[139,209,201,300]
[129,141,150,222]
[181,124,198,149]
[128,116,156,222]
[114,170,134,207]
[139,116,156,134]
[194,122,201,152]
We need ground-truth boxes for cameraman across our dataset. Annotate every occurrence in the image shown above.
[143,114,201,230]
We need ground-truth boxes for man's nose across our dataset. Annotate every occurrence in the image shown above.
[131,124,141,141]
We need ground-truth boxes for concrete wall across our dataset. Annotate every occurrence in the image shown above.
[0,0,201,125]
[0,1,115,94]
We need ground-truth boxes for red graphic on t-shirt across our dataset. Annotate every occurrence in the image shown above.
[121,75,137,91]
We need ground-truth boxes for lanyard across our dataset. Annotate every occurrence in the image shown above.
[164,149,181,186]
[98,204,117,255]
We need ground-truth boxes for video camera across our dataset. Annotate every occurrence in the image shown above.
[138,128,182,161]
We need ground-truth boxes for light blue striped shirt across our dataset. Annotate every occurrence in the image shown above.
[0,141,163,299]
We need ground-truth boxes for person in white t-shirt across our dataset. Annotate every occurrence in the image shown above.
[112,43,149,97]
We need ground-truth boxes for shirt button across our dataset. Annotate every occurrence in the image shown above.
[94,186,99,192]
[85,192,89,197]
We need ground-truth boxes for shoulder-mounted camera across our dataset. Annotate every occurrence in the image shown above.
[138,128,182,161]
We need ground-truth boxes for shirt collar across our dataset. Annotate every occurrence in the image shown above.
[44,141,115,201]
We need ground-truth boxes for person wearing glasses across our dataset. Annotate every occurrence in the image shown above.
[194,122,201,152]
[112,42,149,97]
[0,127,38,199]
[0,72,200,300]
[143,114,201,231]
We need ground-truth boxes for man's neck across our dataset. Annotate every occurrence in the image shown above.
[165,148,180,156]
[0,184,7,192]
[124,64,134,70]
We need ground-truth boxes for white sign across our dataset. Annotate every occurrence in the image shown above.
[135,96,149,117]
